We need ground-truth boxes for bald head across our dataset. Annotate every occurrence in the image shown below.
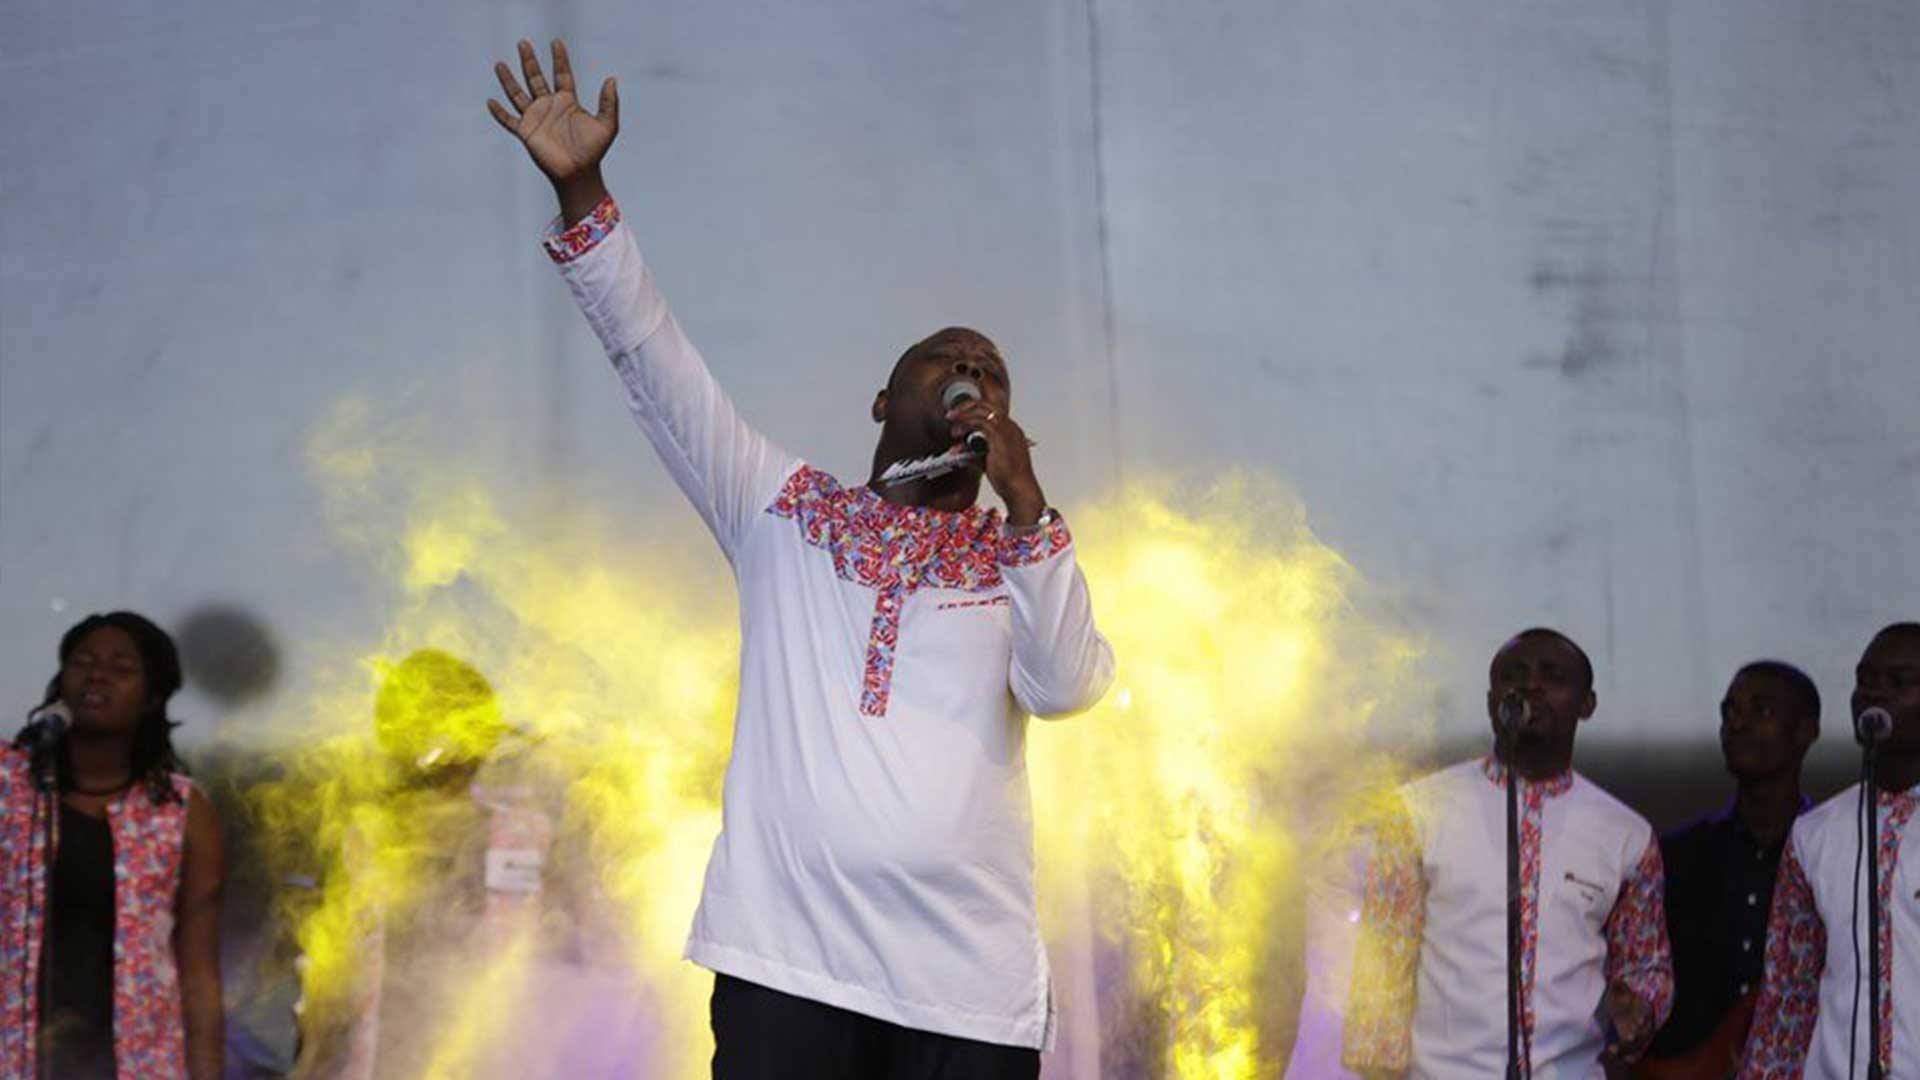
[1492,627,1594,693]
[886,326,1004,395]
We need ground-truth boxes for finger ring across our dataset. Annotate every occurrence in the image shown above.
[985,410,996,421]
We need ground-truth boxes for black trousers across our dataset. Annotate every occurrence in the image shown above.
[709,974,1041,1080]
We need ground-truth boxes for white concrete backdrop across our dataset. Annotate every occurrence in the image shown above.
[2,0,1915,775]
[5,2,1918,1076]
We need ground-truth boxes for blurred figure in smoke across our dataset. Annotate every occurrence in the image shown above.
[291,648,572,1079]
[1738,622,1920,1078]
[487,37,1114,1080]
[0,611,226,1079]
[1342,628,1673,1078]
[1638,661,1817,1079]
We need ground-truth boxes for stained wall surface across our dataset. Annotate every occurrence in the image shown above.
[11,2,1915,757]
[6,2,1918,1076]
[2,0,1916,871]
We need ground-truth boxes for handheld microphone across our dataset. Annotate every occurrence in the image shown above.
[1856,706,1895,744]
[23,700,70,752]
[1496,693,1530,736]
[23,700,70,790]
[941,379,991,456]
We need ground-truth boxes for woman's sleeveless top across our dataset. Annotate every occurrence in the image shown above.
[0,747,193,1078]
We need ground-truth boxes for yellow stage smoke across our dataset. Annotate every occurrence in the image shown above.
[1032,478,1420,1077]
[246,395,1421,1079]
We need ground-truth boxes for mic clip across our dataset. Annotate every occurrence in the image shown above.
[1856,707,1895,745]
[23,702,70,792]
[1496,694,1530,738]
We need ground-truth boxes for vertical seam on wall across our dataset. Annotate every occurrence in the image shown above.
[1082,0,1125,491]
[1643,0,1709,714]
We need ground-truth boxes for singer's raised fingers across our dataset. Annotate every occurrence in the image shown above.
[518,39,551,96]
[550,38,576,94]
[494,61,532,113]
[486,97,521,135]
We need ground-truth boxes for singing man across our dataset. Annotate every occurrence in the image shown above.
[1639,660,1818,1078]
[486,38,1114,1080]
[1738,622,1920,1078]
[1342,628,1674,1078]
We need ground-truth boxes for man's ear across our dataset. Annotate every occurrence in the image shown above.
[871,390,888,423]
[1578,689,1598,722]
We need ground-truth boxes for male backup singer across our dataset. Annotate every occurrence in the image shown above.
[487,39,1115,1080]
[1638,661,1818,1079]
[1738,622,1920,1079]
[1342,628,1674,1079]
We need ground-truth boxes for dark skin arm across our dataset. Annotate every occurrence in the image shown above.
[1598,979,1657,1066]
[1621,993,1754,1079]
[490,40,1048,525]
[176,786,226,1080]
[488,39,619,226]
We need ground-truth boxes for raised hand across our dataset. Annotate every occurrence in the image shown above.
[488,39,618,223]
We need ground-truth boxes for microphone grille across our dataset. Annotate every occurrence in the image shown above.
[29,700,72,732]
[941,379,982,412]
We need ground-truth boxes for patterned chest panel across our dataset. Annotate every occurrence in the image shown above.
[1871,792,1916,1072]
[0,753,49,1075]
[0,753,190,1080]
[106,780,191,1078]
[769,466,1006,716]
[1479,758,1574,1074]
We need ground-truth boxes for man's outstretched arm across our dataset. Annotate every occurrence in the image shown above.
[488,39,795,557]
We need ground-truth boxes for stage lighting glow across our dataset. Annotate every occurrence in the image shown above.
[247,395,1419,1078]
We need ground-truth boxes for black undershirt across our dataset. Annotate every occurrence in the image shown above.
[40,800,116,1079]
[1648,799,1803,1058]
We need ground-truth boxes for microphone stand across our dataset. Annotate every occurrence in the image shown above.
[1863,734,1885,1080]
[1502,719,1524,1080]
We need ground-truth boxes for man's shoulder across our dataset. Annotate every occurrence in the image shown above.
[1790,783,1865,853]
[1402,757,1487,797]
[1566,770,1655,840]
[1390,759,1496,831]
[764,462,847,521]
[1659,805,1730,853]
[1658,809,1735,896]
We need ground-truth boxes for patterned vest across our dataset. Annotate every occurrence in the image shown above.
[0,746,193,1079]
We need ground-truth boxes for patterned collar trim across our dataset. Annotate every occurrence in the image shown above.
[768,466,1076,715]
[1876,785,1919,814]
[847,482,1000,531]
[1480,754,1575,797]
[542,195,622,265]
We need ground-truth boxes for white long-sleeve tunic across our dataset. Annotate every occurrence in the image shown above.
[543,198,1115,1049]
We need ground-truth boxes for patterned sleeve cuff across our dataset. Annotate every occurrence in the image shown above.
[542,196,622,265]
[998,510,1073,567]
[1601,837,1674,1018]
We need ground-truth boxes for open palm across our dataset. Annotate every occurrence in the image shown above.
[488,39,618,183]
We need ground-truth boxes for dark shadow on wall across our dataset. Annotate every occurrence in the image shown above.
[174,603,302,1077]
[177,604,282,707]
